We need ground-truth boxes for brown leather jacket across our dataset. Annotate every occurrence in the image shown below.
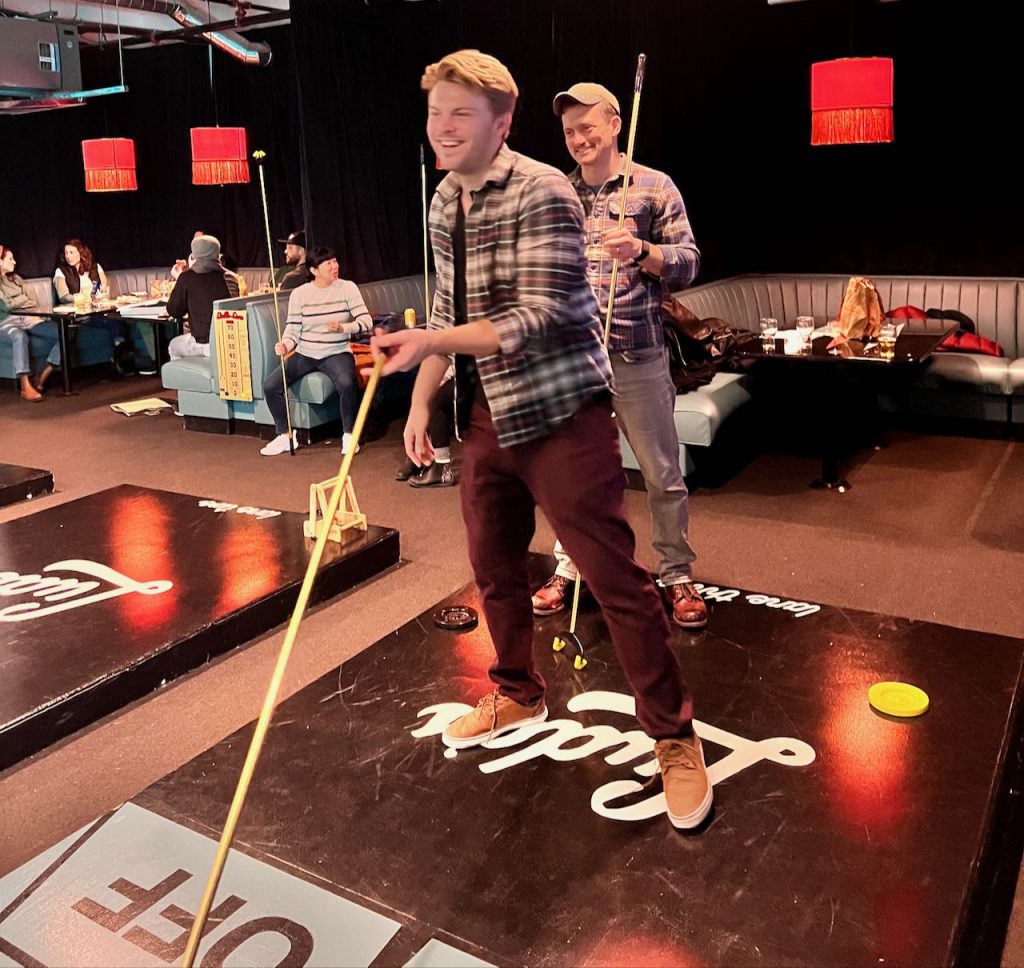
[660,294,759,393]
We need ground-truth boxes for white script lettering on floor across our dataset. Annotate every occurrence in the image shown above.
[0,560,173,622]
[694,582,821,618]
[412,690,816,823]
[197,499,281,519]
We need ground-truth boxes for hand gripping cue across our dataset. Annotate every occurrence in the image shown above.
[602,53,647,347]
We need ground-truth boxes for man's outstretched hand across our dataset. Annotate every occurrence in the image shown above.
[371,328,439,376]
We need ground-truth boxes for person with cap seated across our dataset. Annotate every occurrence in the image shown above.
[166,234,234,361]
[275,230,308,291]
[260,247,372,457]
[530,80,707,630]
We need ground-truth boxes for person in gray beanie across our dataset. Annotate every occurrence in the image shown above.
[166,234,239,360]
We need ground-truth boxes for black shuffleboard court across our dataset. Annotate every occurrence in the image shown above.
[3,557,1019,966]
[0,463,53,508]
[0,484,399,771]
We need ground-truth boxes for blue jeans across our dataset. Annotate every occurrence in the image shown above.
[263,352,358,434]
[0,318,61,375]
[553,345,696,585]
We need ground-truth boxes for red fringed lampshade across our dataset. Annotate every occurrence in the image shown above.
[82,138,137,192]
[811,57,894,146]
[191,127,250,185]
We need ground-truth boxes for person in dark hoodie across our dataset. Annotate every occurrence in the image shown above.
[166,234,237,360]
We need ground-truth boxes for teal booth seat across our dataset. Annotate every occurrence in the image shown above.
[1,275,146,380]
[618,370,756,478]
[674,273,1024,431]
[163,273,434,435]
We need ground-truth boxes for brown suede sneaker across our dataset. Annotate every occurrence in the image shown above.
[442,691,548,749]
[531,574,573,616]
[664,581,708,629]
[655,735,713,829]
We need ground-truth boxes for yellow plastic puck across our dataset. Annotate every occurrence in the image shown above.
[868,681,929,718]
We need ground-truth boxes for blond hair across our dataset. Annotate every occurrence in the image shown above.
[421,49,518,117]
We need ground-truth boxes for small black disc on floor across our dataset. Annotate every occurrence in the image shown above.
[433,605,478,631]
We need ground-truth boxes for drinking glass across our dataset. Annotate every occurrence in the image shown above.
[878,320,897,360]
[795,315,815,346]
[759,317,778,339]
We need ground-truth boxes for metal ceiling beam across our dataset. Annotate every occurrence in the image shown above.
[0,0,279,63]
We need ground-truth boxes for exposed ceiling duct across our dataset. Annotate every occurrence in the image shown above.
[0,0,284,63]
[172,1,271,66]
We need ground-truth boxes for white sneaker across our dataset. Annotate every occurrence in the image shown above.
[260,432,297,456]
[341,433,360,455]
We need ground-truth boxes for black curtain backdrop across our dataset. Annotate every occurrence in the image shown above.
[0,26,303,279]
[4,1,1022,286]
[290,0,1024,285]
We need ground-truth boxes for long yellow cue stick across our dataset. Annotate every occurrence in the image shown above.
[181,354,386,968]
[560,55,648,648]
[602,53,647,347]
[420,144,430,323]
[253,149,295,454]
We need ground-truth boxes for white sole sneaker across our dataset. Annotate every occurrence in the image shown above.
[260,433,298,457]
[442,704,548,749]
[664,741,714,830]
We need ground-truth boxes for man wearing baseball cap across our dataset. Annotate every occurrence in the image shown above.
[532,81,707,630]
[275,229,308,291]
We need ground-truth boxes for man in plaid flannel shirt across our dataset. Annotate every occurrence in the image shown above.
[372,50,712,830]
[530,81,707,631]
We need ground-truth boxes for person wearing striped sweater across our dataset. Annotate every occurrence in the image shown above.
[260,247,372,456]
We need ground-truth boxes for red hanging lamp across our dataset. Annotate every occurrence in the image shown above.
[81,138,138,192]
[190,127,250,185]
[811,57,894,146]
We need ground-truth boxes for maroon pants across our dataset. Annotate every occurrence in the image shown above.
[459,398,694,740]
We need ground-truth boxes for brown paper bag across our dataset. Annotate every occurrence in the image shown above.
[837,276,884,340]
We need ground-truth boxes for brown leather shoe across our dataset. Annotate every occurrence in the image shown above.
[664,581,708,629]
[531,574,574,616]
[19,376,43,402]
[655,735,713,829]
[442,691,548,749]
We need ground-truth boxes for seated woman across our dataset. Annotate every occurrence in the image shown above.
[261,247,372,457]
[166,235,233,360]
[0,244,61,401]
[54,238,138,375]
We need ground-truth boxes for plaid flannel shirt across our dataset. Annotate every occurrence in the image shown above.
[428,145,612,448]
[569,160,700,353]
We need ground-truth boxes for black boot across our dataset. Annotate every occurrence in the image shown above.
[395,458,423,482]
[409,461,456,488]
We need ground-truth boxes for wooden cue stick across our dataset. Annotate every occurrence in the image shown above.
[602,53,647,347]
[181,355,386,967]
[421,144,430,324]
[254,150,295,453]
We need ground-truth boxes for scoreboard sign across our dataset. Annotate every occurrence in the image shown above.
[214,309,253,402]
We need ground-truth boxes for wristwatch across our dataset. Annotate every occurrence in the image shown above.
[633,239,650,264]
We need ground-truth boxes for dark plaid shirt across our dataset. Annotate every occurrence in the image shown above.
[569,160,700,353]
[428,144,612,448]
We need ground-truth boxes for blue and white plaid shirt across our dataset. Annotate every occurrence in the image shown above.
[569,159,700,353]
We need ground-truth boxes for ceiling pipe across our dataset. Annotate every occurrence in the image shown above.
[0,0,273,65]
[171,1,272,65]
